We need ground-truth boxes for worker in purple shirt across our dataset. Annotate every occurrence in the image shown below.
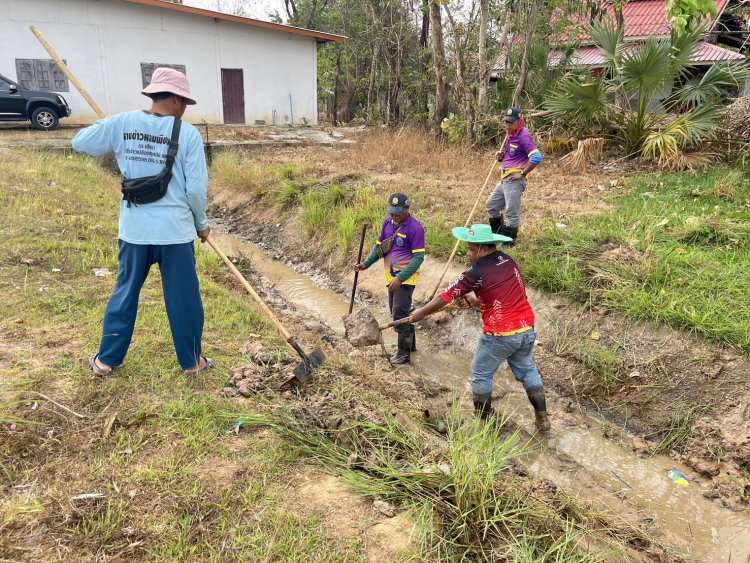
[486,107,542,246]
[354,193,426,364]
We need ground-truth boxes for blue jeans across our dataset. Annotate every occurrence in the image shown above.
[98,240,204,370]
[470,329,543,396]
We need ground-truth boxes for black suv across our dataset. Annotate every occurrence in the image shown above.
[0,73,71,131]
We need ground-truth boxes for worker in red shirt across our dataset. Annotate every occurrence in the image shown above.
[409,223,551,431]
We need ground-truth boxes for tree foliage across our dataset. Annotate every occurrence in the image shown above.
[545,18,750,167]
[666,0,717,35]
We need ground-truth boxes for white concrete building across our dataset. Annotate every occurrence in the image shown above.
[0,0,344,124]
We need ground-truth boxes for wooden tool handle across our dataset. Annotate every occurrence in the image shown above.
[30,25,106,119]
[379,317,413,331]
[206,236,292,340]
[349,224,367,315]
[427,138,507,301]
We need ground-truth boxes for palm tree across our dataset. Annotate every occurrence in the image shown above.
[545,19,750,168]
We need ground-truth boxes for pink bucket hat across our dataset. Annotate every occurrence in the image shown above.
[141,67,196,105]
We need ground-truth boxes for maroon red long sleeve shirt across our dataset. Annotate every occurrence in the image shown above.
[441,251,535,334]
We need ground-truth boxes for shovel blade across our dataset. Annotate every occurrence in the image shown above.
[287,348,326,387]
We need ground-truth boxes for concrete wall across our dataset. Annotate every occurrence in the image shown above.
[0,0,318,124]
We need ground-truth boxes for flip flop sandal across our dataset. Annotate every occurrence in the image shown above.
[184,356,214,376]
[89,353,115,377]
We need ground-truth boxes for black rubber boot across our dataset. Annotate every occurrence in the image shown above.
[391,332,412,365]
[410,325,417,352]
[526,387,551,431]
[472,393,493,420]
[499,226,518,248]
[489,216,504,235]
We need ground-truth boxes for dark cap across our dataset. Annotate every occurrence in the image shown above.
[386,192,410,214]
[502,107,522,123]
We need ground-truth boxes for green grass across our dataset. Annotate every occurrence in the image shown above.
[210,151,302,196]
[515,167,750,351]
[574,341,624,394]
[0,149,367,561]
[649,403,714,455]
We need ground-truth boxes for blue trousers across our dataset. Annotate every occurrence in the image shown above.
[98,240,204,370]
[470,329,543,396]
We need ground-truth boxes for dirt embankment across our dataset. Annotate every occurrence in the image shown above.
[207,134,750,511]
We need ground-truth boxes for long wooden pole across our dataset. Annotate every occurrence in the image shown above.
[349,224,368,315]
[29,25,106,119]
[427,136,507,300]
[206,236,293,341]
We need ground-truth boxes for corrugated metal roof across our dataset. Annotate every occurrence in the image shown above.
[123,0,347,43]
[558,0,729,42]
[618,0,728,38]
[545,41,744,68]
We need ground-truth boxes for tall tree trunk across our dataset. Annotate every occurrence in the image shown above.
[445,5,474,141]
[429,0,448,133]
[496,8,514,71]
[333,44,342,125]
[367,43,379,120]
[477,0,490,119]
[418,0,430,128]
[513,0,539,107]
[388,44,402,123]
[420,0,429,48]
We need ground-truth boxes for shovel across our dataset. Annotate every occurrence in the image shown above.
[206,236,325,388]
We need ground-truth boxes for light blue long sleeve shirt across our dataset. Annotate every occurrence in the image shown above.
[72,111,209,245]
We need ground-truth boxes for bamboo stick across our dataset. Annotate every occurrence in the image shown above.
[29,24,106,119]
[426,137,507,301]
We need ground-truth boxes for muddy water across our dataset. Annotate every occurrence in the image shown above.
[211,233,750,562]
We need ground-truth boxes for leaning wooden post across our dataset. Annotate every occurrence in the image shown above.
[426,135,508,301]
[29,25,106,119]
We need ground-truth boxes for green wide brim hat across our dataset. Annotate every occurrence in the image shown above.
[452,224,513,243]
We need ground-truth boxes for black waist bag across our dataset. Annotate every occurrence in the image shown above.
[376,224,403,258]
[121,117,181,207]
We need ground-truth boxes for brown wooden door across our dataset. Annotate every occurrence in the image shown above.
[221,68,245,124]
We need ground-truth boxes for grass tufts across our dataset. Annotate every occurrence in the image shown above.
[651,403,714,455]
[226,407,627,560]
[516,166,750,351]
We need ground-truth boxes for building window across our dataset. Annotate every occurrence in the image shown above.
[140,63,187,88]
[15,59,70,92]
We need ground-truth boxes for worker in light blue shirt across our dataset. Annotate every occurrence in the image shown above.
[72,67,212,377]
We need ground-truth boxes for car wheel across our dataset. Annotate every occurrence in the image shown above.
[31,106,59,131]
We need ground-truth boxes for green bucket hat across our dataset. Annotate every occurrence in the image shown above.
[452,223,512,243]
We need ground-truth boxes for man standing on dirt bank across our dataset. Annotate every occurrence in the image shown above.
[72,68,212,377]
[486,107,542,246]
[409,224,551,431]
[354,193,425,365]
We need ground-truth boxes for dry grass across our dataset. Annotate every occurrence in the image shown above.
[346,126,479,176]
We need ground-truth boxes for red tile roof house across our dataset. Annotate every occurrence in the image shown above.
[492,0,746,101]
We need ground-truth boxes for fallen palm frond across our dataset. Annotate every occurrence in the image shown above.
[561,138,605,172]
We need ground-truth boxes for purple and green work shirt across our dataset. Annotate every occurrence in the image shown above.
[502,126,541,179]
[376,215,426,285]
